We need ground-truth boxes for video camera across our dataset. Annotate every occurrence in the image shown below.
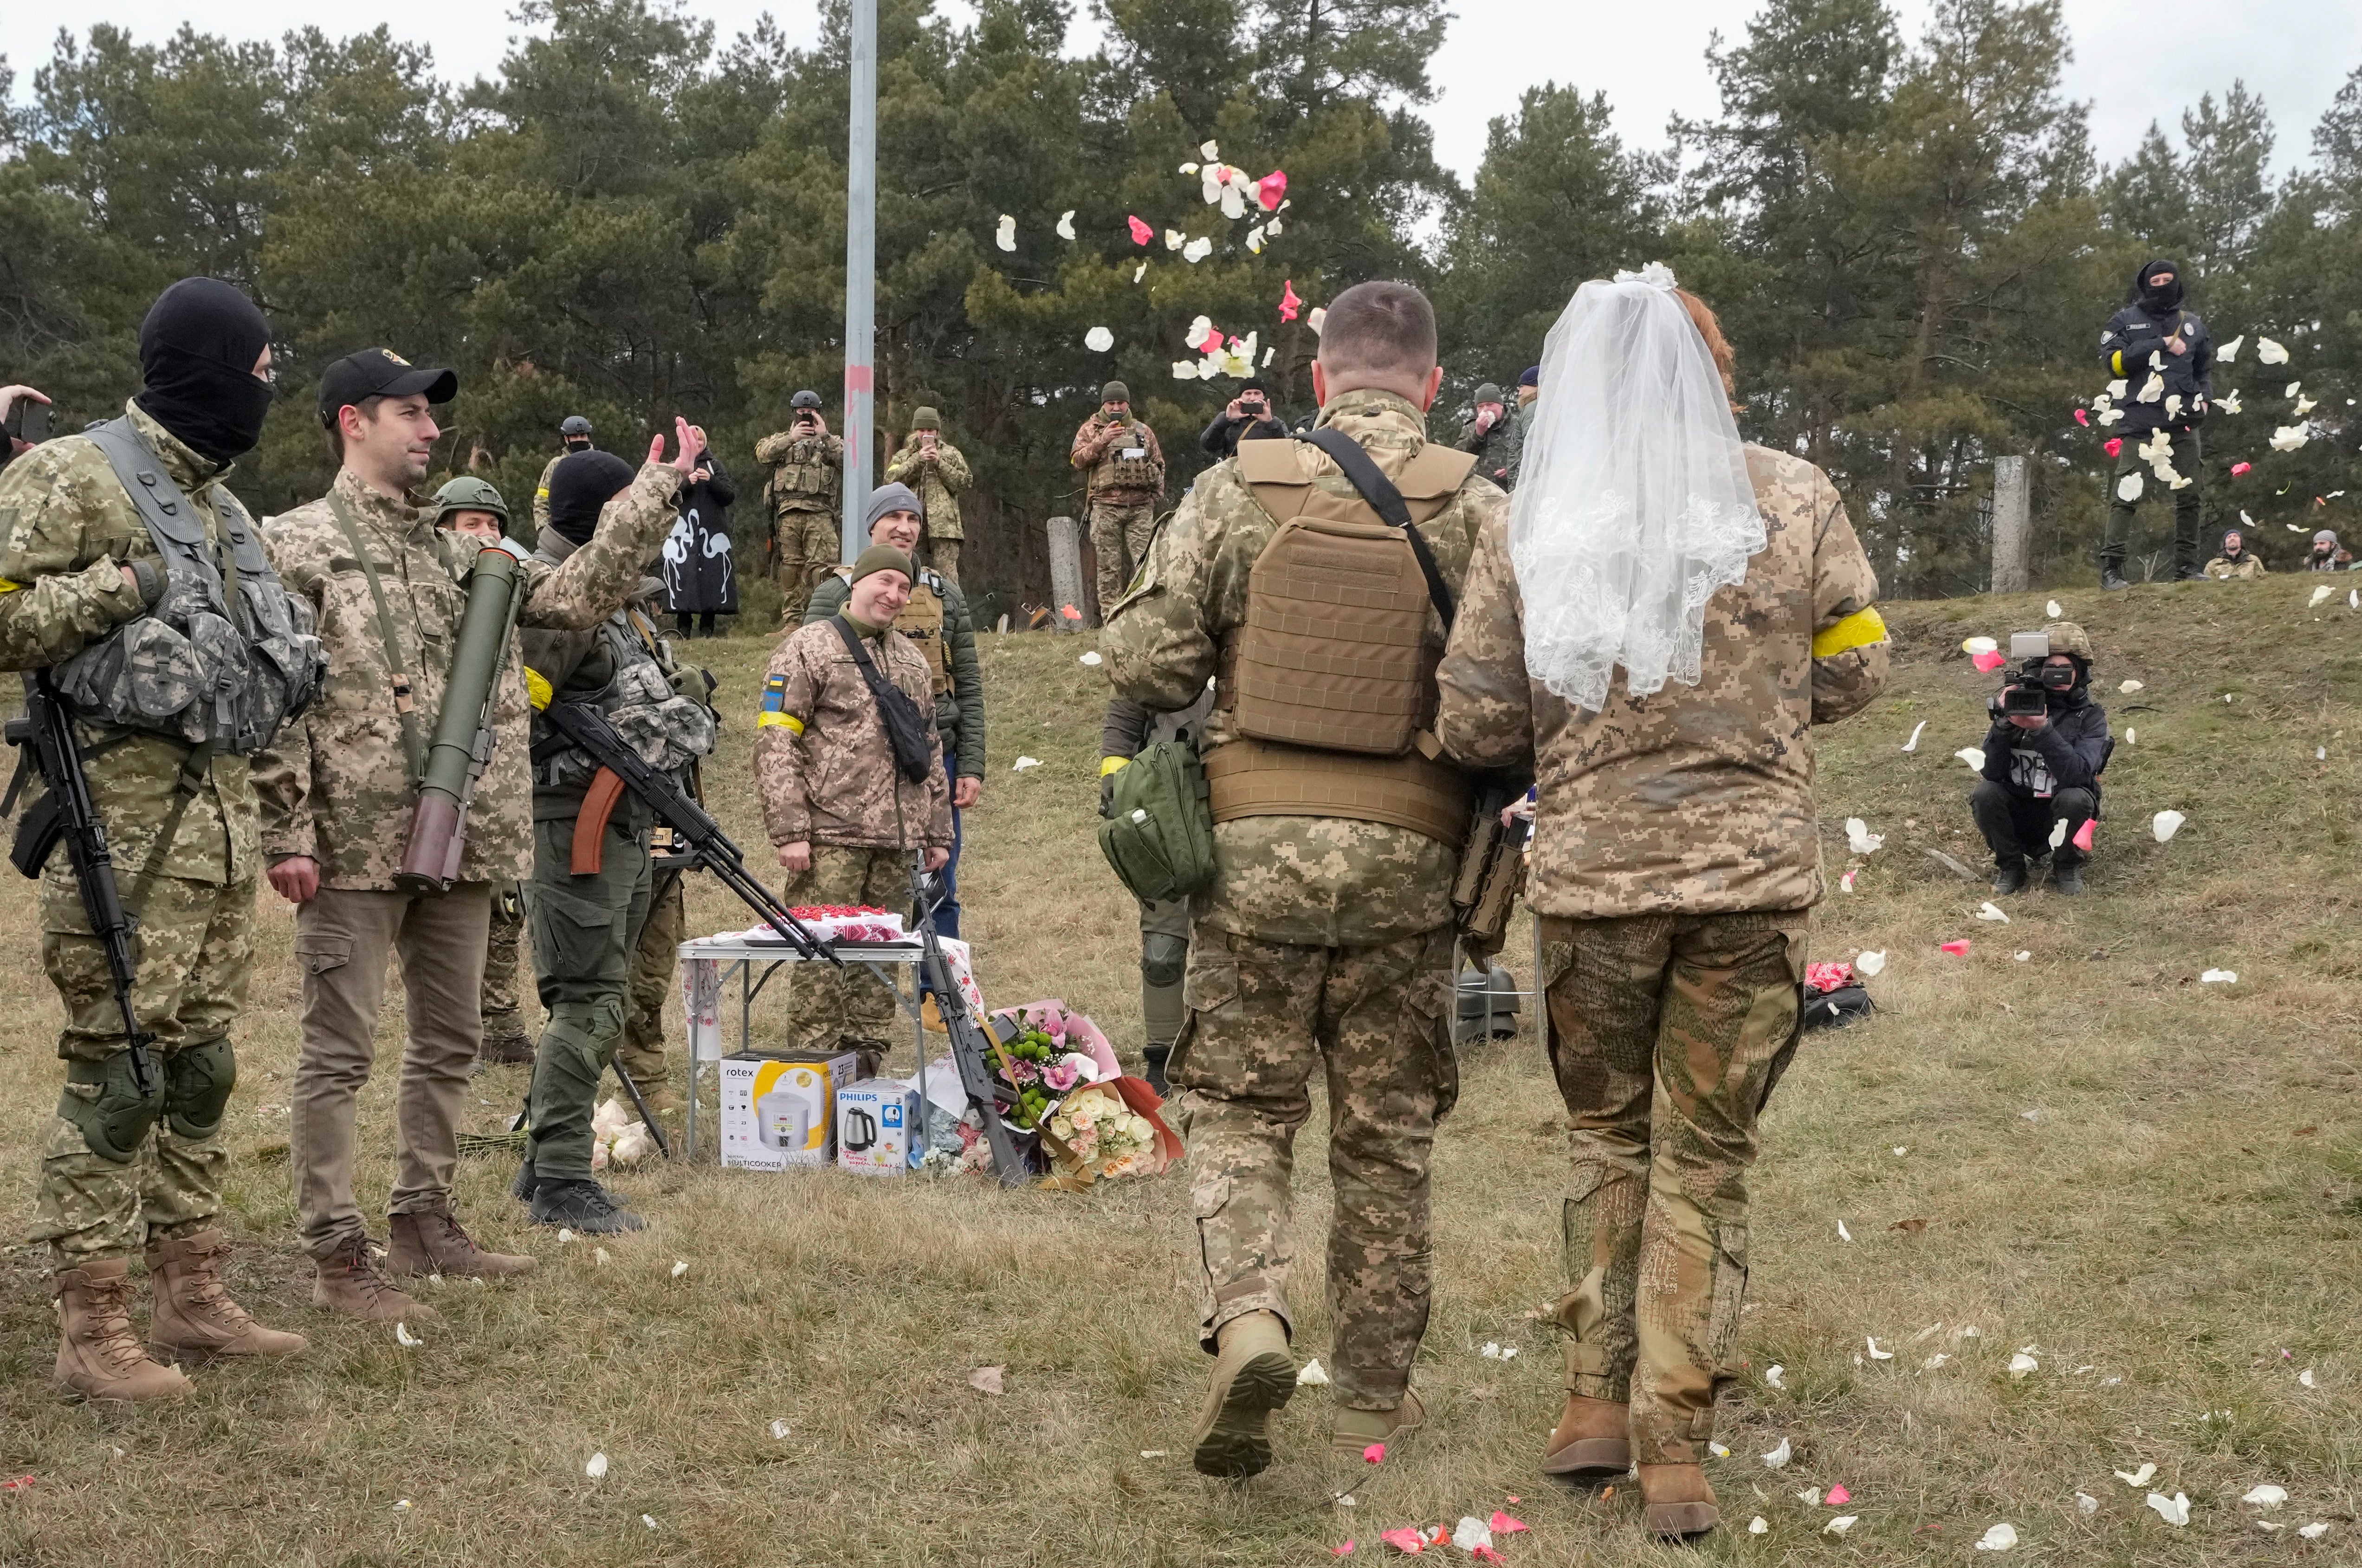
[1995,631,2076,718]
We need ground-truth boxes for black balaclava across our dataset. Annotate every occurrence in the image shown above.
[2135,256,2184,314]
[132,278,274,466]
[545,449,636,545]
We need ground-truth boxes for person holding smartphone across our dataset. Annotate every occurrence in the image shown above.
[1,383,54,469]
[1199,379,1287,458]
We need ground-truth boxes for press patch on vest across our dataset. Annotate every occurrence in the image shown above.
[1811,606,1889,659]
[524,667,553,711]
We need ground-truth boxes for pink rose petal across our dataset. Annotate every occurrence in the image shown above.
[1490,1511,1529,1534]
[1972,650,2007,672]
[1126,214,1153,246]
[2104,437,2123,457]
[1257,169,1288,211]
[2073,408,2090,425]
[1470,1549,1504,1564]
[1940,940,1971,955]
[1379,1526,1425,1554]
[1280,279,1304,322]
[2232,461,2252,476]
[2072,817,2096,851]
[1363,1443,1386,1464]
[1827,1484,1852,1505]
[1333,1543,1355,1557]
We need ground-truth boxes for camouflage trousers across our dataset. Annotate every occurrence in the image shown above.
[773,845,908,1060]
[481,880,533,1054]
[774,509,840,619]
[615,868,682,1089]
[30,871,255,1263]
[925,535,961,589]
[1172,921,1457,1410]
[1087,498,1158,616]
[1540,910,1806,1466]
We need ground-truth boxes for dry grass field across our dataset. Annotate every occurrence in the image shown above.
[0,575,2357,1565]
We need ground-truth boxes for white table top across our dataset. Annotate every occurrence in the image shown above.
[678,933,925,963]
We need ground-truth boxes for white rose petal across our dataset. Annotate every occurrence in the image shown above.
[1199,139,1219,160]
[1133,262,1146,283]
[2300,1523,2330,1539]
[1710,1441,1731,1458]
[585,1452,608,1480]
[2298,1367,2316,1388]
[1055,209,1075,240]
[2242,1484,2288,1508]
[1182,236,1212,263]
[2219,335,2243,362]
[1844,817,1883,854]
[1163,228,1184,251]
[1307,306,1326,336]
[2076,1491,2099,1516]
[2151,810,2185,842]
[1798,1487,1823,1507]
[2271,424,2310,452]
[2136,372,2164,403]
[643,1514,659,1530]
[2115,1463,2156,1487]
[1902,719,1927,752]
[1451,1517,1494,1552]
[1171,360,1197,380]
[2218,388,2241,413]
[2014,951,2031,962]
[2045,599,2062,617]
[556,1229,575,1243]
[1297,1357,1330,1386]
[1219,184,1246,220]
[394,1321,421,1347]
[770,1419,791,1439]
[1748,1515,1769,1533]
[2256,336,2288,365]
[1977,901,2011,923]
[2200,969,2237,984]
[993,214,1016,253]
[1084,326,1113,352]
[1855,950,1887,977]
[1011,756,1042,771]
[1761,1436,1791,1466]
[594,1247,609,1267]
[1955,746,1986,771]
[1825,1515,1858,1536]
[2008,1352,2038,1377]
[1764,1366,1787,1392]
[1922,1352,1951,1369]
[1867,1336,1894,1361]
[1079,650,1102,666]
[1976,1522,2019,1551]
[2145,1491,2190,1527]
[1837,1219,1853,1242]
[2313,585,2336,608]
[2124,727,2135,744]
[2117,472,2144,502]
[671,1260,688,1278]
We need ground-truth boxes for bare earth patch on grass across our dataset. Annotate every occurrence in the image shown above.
[0,580,2357,1563]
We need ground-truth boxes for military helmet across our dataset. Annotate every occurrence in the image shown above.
[559,415,593,438]
[2042,620,2094,662]
[790,389,822,411]
[433,475,510,527]
[910,406,941,431]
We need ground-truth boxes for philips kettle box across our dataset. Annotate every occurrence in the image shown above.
[835,1079,923,1176]
[718,1053,857,1172]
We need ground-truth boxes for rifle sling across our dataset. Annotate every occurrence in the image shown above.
[326,492,425,785]
[1297,427,1456,628]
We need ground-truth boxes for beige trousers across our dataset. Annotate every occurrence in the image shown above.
[289,881,491,1259]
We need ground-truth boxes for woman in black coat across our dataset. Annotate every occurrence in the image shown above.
[664,451,739,635]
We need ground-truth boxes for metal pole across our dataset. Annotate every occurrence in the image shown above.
[840,0,878,564]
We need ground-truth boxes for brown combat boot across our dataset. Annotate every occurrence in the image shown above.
[1637,1462,1721,1540]
[1188,1310,1297,1478]
[145,1230,307,1363]
[52,1259,192,1402]
[311,1233,434,1324]
[388,1205,537,1280]
[1541,1393,1632,1477]
[1330,1387,1426,1458]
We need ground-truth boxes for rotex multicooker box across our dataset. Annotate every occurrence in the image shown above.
[718,1052,857,1171]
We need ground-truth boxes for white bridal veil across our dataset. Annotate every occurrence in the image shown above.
[1507,263,1765,713]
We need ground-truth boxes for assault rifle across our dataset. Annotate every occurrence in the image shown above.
[3,672,158,1097]
[542,700,835,965]
[908,853,1029,1187]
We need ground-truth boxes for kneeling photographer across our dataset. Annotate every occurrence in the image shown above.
[1971,622,2112,896]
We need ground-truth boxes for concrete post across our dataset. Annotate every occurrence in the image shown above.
[1046,515,1085,632]
[1991,455,2031,595]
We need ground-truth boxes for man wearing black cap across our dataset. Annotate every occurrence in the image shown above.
[0,277,314,1400]
[2099,259,2213,589]
[755,391,845,618]
[252,347,705,1314]
[532,415,596,543]
[1200,381,1288,459]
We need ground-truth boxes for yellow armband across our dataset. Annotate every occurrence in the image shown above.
[1100,755,1130,777]
[524,667,552,711]
[1812,606,1888,659]
[757,712,804,734]
[2110,350,2123,376]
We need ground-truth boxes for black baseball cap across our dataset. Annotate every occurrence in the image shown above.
[317,348,458,428]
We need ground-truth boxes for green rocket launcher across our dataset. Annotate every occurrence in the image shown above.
[396,540,529,891]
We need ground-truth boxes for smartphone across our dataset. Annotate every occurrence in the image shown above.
[6,400,52,444]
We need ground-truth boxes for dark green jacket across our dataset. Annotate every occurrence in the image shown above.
[802,567,985,778]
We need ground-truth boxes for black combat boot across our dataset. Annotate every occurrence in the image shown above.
[2100,569,2130,591]
[2052,861,2085,895]
[529,1179,646,1234]
[1141,1045,1171,1097]
[1992,858,2028,895]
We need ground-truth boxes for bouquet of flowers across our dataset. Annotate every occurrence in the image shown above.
[1804,960,1856,996]
[1045,1084,1162,1182]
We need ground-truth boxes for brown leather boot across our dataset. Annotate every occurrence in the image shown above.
[311,1234,433,1324]
[52,1259,192,1402]
[1188,1310,1297,1478]
[1330,1387,1426,1458]
[1638,1463,1721,1540]
[1541,1393,1631,1477]
[145,1230,307,1362]
[388,1206,537,1279]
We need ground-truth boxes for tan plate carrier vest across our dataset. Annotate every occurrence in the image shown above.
[1204,437,1478,846]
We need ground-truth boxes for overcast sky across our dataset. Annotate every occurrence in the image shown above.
[6,1,2357,180]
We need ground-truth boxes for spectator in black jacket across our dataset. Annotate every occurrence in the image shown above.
[663,450,738,635]
[2099,258,2213,590]
[1200,381,1288,458]
[1971,621,2112,896]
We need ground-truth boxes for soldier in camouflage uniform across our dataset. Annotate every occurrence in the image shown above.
[1103,282,1503,1478]
[1456,381,1522,491]
[0,278,310,1400]
[531,416,596,544]
[1070,381,1166,616]
[756,545,952,1068]
[754,391,845,617]
[256,347,699,1316]
[1434,284,1887,1540]
[882,407,972,587]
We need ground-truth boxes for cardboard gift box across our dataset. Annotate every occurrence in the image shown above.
[718,1052,858,1171]
[835,1079,924,1176]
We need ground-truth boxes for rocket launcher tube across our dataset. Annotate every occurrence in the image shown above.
[397,541,529,891]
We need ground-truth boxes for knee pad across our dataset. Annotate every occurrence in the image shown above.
[1141,930,1189,988]
[163,1037,237,1140]
[58,1052,163,1163]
